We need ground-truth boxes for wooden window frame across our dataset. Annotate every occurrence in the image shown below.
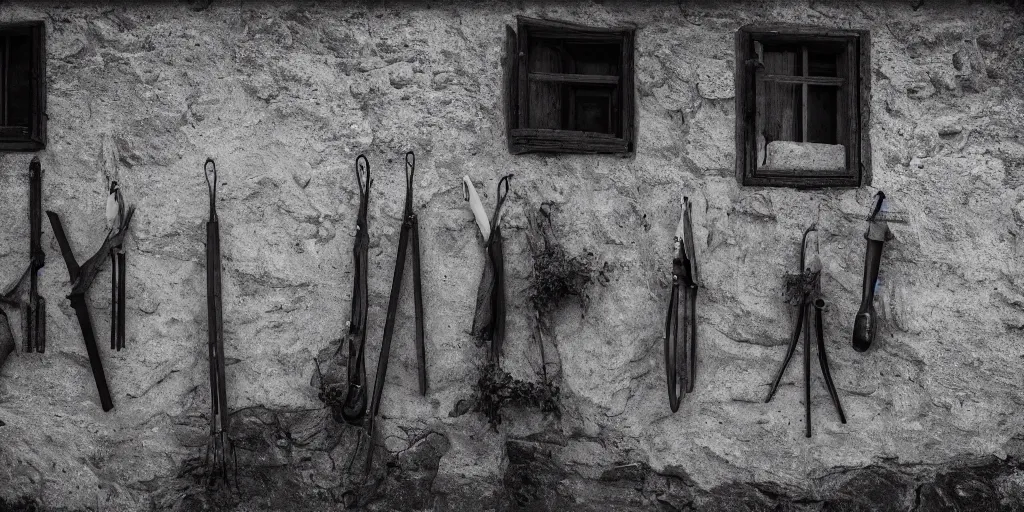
[735,24,870,188]
[505,17,635,155]
[0,21,45,152]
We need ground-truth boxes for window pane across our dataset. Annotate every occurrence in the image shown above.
[528,39,563,74]
[757,81,801,145]
[761,44,802,76]
[806,85,838,144]
[564,42,620,75]
[807,51,839,77]
[528,81,563,129]
[5,33,33,127]
[570,86,617,134]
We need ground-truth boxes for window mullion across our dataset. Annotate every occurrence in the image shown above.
[2,35,8,127]
[801,45,808,143]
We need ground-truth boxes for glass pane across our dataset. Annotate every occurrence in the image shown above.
[761,44,802,76]
[528,39,563,74]
[528,81,563,129]
[6,34,33,127]
[571,86,617,134]
[806,85,838,144]
[807,51,839,77]
[564,42,620,75]
[756,82,801,145]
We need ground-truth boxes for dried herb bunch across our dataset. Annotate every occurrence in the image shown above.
[474,362,560,429]
[529,204,598,314]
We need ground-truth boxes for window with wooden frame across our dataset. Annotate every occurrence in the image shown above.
[504,17,635,155]
[735,25,869,188]
[0,21,45,151]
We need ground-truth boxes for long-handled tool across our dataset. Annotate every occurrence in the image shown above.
[203,158,236,488]
[852,191,905,352]
[365,151,428,473]
[1,158,46,370]
[765,225,846,437]
[340,154,372,425]
[46,194,134,412]
[107,181,127,351]
[664,194,699,412]
[464,174,513,363]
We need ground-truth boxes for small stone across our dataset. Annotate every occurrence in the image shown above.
[938,125,963,136]
[389,63,415,89]
[907,81,935,99]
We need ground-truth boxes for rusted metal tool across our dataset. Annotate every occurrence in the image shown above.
[46,192,134,412]
[465,174,513,362]
[1,157,46,370]
[853,191,906,352]
[765,224,846,437]
[107,181,127,351]
[664,194,699,412]
[202,158,236,488]
[365,151,428,473]
[341,154,372,425]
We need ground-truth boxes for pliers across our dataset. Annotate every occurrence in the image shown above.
[664,195,699,412]
[764,224,846,437]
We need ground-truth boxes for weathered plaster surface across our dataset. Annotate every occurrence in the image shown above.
[1,1,1023,510]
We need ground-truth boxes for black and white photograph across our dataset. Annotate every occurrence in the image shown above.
[0,0,1023,510]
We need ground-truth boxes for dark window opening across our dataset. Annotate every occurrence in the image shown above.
[505,17,635,155]
[736,25,870,188]
[0,21,45,151]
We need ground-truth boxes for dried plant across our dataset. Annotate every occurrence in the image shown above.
[473,362,560,430]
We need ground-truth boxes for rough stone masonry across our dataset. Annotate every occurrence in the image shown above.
[1,1,1023,510]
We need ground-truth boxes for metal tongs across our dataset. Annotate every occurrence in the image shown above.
[108,181,127,351]
[1,157,46,370]
[365,151,428,473]
[203,158,236,488]
[765,225,846,437]
[664,195,699,412]
[341,154,372,425]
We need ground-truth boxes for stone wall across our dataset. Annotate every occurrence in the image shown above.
[1,1,1023,510]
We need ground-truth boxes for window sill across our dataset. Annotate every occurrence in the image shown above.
[509,128,631,155]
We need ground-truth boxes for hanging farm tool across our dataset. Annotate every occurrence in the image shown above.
[46,179,135,411]
[765,225,846,437]
[465,174,512,362]
[664,194,699,412]
[364,151,428,473]
[338,154,373,425]
[852,191,906,352]
[202,158,236,487]
[105,181,128,351]
[0,157,46,370]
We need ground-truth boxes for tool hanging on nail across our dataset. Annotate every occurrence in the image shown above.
[203,158,236,488]
[365,151,428,474]
[0,157,47,370]
[664,194,699,412]
[339,154,372,425]
[106,181,127,351]
[46,181,135,412]
[853,191,906,353]
[765,225,846,437]
[464,174,513,363]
